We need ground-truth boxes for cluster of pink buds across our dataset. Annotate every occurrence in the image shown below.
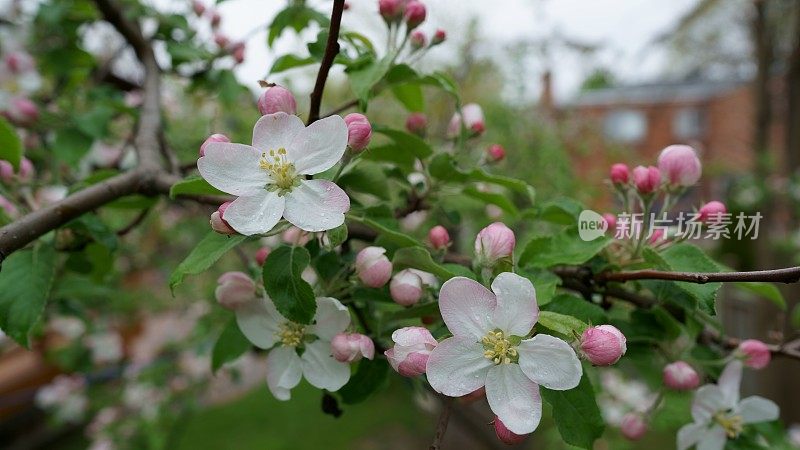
[447,103,485,138]
[408,28,446,53]
[610,145,702,195]
[0,158,34,184]
[379,0,427,31]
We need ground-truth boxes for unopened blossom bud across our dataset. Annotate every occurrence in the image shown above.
[663,361,700,391]
[486,144,506,162]
[343,1,350,10]
[384,326,437,377]
[356,246,392,288]
[428,225,450,249]
[19,158,34,182]
[698,201,727,224]
[404,1,426,30]
[231,42,245,64]
[7,97,38,126]
[215,272,256,310]
[494,416,528,445]
[409,30,427,50]
[610,163,629,185]
[5,51,35,74]
[255,247,271,266]
[390,269,425,306]
[35,185,67,207]
[209,9,221,28]
[344,113,372,151]
[405,112,427,136]
[192,1,206,16]
[648,228,665,245]
[602,213,616,234]
[199,133,230,157]
[282,226,311,246]
[210,202,237,235]
[432,29,446,45]
[447,103,485,137]
[475,222,515,265]
[620,413,647,440]
[657,145,701,188]
[213,33,229,48]
[580,325,626,366]
[0,161,12,183]
[379,0,404,23]
[736,339,771,369]
[0,194,18,218]
[632,165,661,195]
[258,85,297,116]
[331,333,375,363]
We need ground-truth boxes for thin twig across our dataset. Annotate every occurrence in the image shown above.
[307,0,346,124]
[598,266,800,284]
[321,99,359,118]
[116,208,151,236]
[430,396,454,450]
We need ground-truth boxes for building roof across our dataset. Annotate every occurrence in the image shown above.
[570,78,747,107]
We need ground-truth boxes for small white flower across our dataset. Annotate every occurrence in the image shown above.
[235,295,352,400]
[678,360,779,450]
[425,273,582,435]
[197,113,350,234]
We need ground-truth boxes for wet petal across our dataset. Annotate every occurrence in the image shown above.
[223,190,285,235]
[197,143,268,196]
[490,272,538,336]
[266,346,302,400]
[425,336,493,397]
[235,296,283,349]
[287,115,348,175]
[252,112,305,153]
[438,277,496,340]
[307,297,351,340]
[485,364,542,435]
[517,334,582,390]
[283,180,349,232]
[301,340,350,392]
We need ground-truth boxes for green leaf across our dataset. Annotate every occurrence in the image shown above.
[211,318,251,373]
[348,55,392,103]
[537,198,586,225]
[537,311,588,337]
[519,228,610,268]
[428,153,532,194]
[732,281,785,310]
[651,243,722,313]
[463,186,518,216]
[391,83,424,111]
[325,224,348,248]
[419,71,460,100]
[392,247,456,281]
[169,233,246,292]
[270,54,316,74]
[542,294,607,325]
[75,106,114,139]
[338,162,391,200]
[384,302,439,322]
[169,175,225,198]
[0,245,56,347]
[525,269,561,305]
[262,245,316,324]
[0,117,22,169]
[267,5,330,46]
[53,128,93,168]
[373,127,433,159]
[348,216,421,248]
[338,359,389,404]
[541,371,605,449]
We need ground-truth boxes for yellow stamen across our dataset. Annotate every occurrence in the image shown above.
[481,330,518,365]
[259,147,299,195]
[713,412,743,438]
[277,322,305,347]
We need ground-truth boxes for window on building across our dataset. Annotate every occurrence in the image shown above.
[603,109,647,143]
[673,107,706,139]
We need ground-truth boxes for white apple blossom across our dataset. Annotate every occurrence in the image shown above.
[677,360,779,450]
[425,272,582,435]
[197,112,350,234]
[235,295,352,400]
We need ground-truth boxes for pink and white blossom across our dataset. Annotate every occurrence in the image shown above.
[210,202,237,235]
[199,133,230,157]
[389,269,436,306]
[736,339,771,369]
[35,374,87,424]
[447,103,485,137]
[620,413,647,440]
[698,201,727,224]
[475,222,515,265]
[426,273,582,435]
[344,113,372,151]
[677,361,779,450]
[580,325,626,366]
[632,165,660,194]
[215,271,256,310]
[385,326,437,377]
[258,85,297,116]
[197,113,350,234]
[663,361,700,391]
[331,332,375,363]
[428,225,450,249]
[356,246,393,288]
[658,145,701,188]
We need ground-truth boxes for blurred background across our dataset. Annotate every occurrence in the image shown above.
[1,0,800,448]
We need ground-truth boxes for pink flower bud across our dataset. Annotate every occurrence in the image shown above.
[737,339,771,369]
[209,10,221,28]
[610,163,629,185]
[494,416,528,445]
[475,222,515,265]
[213,33,229,48]
[602,213,616,234]
[356,246,393,288]
[192,1,206,16]
[405,112,427,136]
[0,194,18,218]
[657,145,701,187]
[620,413,647,440]
[580,325,626,366]
[648,228,665,245]
[698,201,727,224]
[432,29,446,45]
[331,333,375,363]
[344,113,372,151]
[19,158,34,183]
[258,85,297,116]
[255,247,271,266]
[35,185,67,207]
[486,144,506,162]
[390,269,425,306]
[632,165,661,195]
[215,271,256,310]
[231,42,245,64]
[404,1,426,29]
[409,30,427,50]
[384,326,437,377]
[0,161,12,183]
[663,361,700,391]
[447,103,485,137]
[428,225,450,249]
[210,202,237,235]
[343,1,350,10]
[199,133,230,157]
[379,0,404,22]
[5,51,35,74]
[6,97,39,126]
[282,226,311,246]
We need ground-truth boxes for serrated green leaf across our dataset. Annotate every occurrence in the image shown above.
[428,153,531,194]
[519,228,610,268]
[169,175,225,198]
[270,54,316,74]
[211,317,251,373]
[542,294,606,325]
[373,127,432,159]
[537,311,588,337]
[0,117,22,169]
[392,247,455,281]
[262,245,316,324]
[391,83,424,112]
[325,224,348,248]
[732,281,785,310]
[0,245,56,347]
[463,186,518,216]
[348,216,421,248]
[541,372,605,449]
[338,162,391,199]
[169,233,246,292]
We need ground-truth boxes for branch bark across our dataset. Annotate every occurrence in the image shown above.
[307,0,346,124]
[597,266,800,284]
[429,396,454,450]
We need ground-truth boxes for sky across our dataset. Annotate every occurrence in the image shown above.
[187,0,701,102]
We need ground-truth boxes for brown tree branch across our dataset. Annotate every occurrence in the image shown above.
[598,266,800,284]
[430,396,454,450]
[307,0,345,124]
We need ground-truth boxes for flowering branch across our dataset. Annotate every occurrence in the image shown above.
[307,0,346,124]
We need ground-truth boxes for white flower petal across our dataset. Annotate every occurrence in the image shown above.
[739,396,779,424]
[252,112,305,153]
[438,277,496,340]
[691,385,726,423]
[283,180,349,232]
[677,423,706,450]
[224,190,285,235]
[517,334,582,390]
[287,115,348,175]
[197,143,268,196]
[235,296,283,349]
[266,346,302,401]
[485,364,542,435]
[307,297,351,341]
[697,425,726,450]
[717,360,742,407]
[425,336,493,397]
[301,340,350,392]
[490,272,538,336]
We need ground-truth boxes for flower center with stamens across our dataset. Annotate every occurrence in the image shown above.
[259,148,300,195]
[713,411,743,438]
[481,330,518,365]
[277,322,306,347]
